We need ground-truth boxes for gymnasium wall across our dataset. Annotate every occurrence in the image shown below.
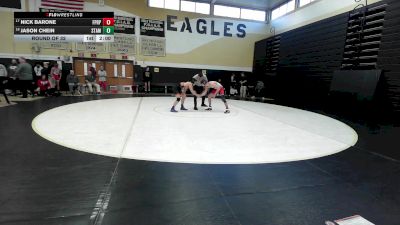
[255,0,400,120]
[377,0,400,114]
[275,13,349,103]
[0,0,270,72]
[271,0,384,35]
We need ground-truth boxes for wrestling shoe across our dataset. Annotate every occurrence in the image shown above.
[224,110,230,114]
[180,106,188,110]
[201,103,207,107]
[170,107,178,112]
[205,107,212,111]
[194,106,198,110]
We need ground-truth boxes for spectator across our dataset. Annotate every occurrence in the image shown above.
[239,72,247,99]
[0,64,7,78]
[85,70,100,94]
[33,63,43,81]
[255,80,265,97]
[41,62,50,79]
[8,59,19,95]
[0,64,7,93]
[89,66,97,78]
[15,57,33,98]
[97,66,107,92]
[50,63,61,92]
[66,70,81,95]
[230,73,238,96]
[143,66,152,93]
[36,75,50,96]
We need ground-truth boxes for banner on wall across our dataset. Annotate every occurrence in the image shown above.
[114,16,135,34]
[140,18,166,56]
[140,36,166,57]
[109,34,136,55]
[76,42,107,52]
[140,18,165,37]
[39,42,69,50]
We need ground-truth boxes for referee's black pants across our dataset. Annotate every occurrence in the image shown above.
[193,85,206,107]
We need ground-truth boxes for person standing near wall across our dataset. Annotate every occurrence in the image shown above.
[33,63,43,81]
[33,63,43,93]
[0,64,7,94]
[230,73,238,96]
[41,62,50,79]
[50,63,61,93]
[0,64,8,78]
[239,72,248,99]
[98,66,107,92]
[192,70,208,110]
[8,59,19,95]
[15,57,33,98]
[143,67,152,93]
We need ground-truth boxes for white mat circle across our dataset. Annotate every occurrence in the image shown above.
[32,97,358,164]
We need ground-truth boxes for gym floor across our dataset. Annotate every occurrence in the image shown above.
[0,95,399,225]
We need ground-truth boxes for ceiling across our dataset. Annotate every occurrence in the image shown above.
[193,0,287,10]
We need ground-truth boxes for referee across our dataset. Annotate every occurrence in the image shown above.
[192,70,208,110]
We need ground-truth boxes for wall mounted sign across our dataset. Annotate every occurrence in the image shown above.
[140,18,165,37]
[140,37,166,57]
[76,42,107,52]
[109,34,136,54]
[114,15,135,34]
[40,42,69,50]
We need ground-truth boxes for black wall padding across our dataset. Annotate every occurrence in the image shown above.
[276,14,349,103]
[253,0,400,116]
[377,0,400,112]
[330,69,382,100]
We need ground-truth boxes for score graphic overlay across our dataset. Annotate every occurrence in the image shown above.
[14,12,115,42]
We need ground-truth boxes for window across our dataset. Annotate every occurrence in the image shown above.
[299,0,316,7]
[240,9,266,21]
[180,0,195,12]
[149,0,266,21]
[271,0,295,20]
[195,2,210,14]
[214,5,241,18]
[148,0,164,8]
[287,0,295,12]
[180,1,210,14]
[164,0,179,10]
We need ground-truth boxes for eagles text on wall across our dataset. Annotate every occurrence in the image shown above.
[166,15,247,38]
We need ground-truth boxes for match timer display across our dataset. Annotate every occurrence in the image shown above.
[14,12,115,42]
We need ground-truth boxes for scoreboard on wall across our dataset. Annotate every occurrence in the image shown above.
[14,12,115,42]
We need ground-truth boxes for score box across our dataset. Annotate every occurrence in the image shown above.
[84,35,96,42]
[96,35,114,42]
[103,26,114,34]
[102,18,114,26]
